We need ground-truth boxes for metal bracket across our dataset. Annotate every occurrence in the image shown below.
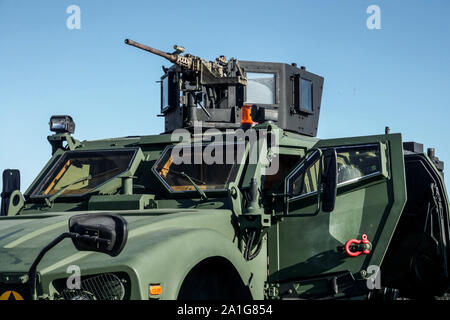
[47,133,81,155]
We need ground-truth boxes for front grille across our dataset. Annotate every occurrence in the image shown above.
[60,273,126,300]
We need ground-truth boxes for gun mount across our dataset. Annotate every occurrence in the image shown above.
[125,39,324,136]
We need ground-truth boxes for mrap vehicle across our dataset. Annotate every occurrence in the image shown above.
[0,39,449,300]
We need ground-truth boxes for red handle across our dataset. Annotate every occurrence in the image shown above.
[345,234,371,257]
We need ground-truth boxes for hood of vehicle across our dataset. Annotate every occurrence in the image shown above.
[0,208,234,275]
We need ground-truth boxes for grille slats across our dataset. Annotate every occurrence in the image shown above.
[61,273,125,300]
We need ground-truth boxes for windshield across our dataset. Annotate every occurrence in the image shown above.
[153,143,244,192]
[31,149,137,197]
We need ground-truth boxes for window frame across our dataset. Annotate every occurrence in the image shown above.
[334,143,383,188]
[152,142,246,195]
[286,143,385,202]
[160,70,180,113]
[29,148,141,199]
[300,78,314,113]
[294,75,314,115]
[244,69,280,107]
[286,149,322,201]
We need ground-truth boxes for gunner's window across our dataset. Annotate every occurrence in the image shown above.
[245,72,276,105]
[301,79,313,112]
[160,71,179,112]
[161,76,169,111]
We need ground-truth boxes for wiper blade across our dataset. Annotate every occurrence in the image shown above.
[169,169,206,185]
[178,171,208,201]
[44,175,92,207]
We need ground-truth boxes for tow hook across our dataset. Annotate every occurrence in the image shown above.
[344,234,372,257]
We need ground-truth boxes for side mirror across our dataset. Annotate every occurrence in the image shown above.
[1,169,21,216]
[69,214,128,257]
[321,148,338,212]
[28,213,129,299]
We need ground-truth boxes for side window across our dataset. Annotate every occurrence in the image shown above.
[292,159,320,196]
[294,76,313,113]
[286,144,382,199]
[336,144,381,184]
[286,151,321,198]
[301,79,313,112]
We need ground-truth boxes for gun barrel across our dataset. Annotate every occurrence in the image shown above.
[124,39,177,64]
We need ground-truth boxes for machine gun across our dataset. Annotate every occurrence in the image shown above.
[125,39,324,136]
[125,39,247,86]
[125,39,248,132]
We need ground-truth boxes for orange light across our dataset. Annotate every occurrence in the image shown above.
[241,105,255,125]
[149,284,163,295]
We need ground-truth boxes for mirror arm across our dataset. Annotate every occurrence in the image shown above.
[28,232,111,300]
[29,232,73,300]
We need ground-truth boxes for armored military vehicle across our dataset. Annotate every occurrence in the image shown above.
[0,39,449,300]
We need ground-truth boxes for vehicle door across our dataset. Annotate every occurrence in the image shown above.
[268,134,407,284]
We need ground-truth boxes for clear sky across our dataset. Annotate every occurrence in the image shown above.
[1,0,449,190]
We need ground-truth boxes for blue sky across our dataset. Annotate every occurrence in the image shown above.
[1,0,449,190]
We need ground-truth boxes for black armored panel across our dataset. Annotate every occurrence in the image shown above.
[239,61,324,136]
[124,40,324,136]
[160,60,324,137]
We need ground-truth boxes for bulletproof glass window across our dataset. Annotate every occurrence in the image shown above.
[160,71,179,112]
[290,158,321,197]
[286,151,322,198]
[336,144,381,184]
[245,72,276,105]
[153,143,244,192]
[301,79,313,112]
[286,144,381,200]
[32,149,137,197]
[162,76,169,111]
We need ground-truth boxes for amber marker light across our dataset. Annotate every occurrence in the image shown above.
[241,104,256,125]
[149,284,163,295]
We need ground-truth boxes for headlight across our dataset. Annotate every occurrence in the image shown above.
[59,273,127,300]
[49,115,75,134]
